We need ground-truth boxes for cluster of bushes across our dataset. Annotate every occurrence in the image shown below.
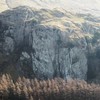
[0,74,100,100]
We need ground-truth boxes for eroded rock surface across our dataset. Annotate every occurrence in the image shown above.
[0,6,100,80]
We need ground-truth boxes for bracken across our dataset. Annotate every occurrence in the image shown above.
[0,74,100,100]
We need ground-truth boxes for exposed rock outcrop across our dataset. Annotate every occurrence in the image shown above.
[0,5,100,81]
[0,7,85,79]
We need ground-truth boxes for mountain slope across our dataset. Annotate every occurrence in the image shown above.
[0,0,100,81]
[0,0,9,12]
[1,0,100,17]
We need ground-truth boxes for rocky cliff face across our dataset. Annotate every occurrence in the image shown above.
[0,3,100,81]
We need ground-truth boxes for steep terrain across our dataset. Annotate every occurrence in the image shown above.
[0,0,100,82]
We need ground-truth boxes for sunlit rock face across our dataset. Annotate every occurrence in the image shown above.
[0,0,100,80]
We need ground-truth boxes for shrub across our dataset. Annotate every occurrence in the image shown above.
[0,74,100,100]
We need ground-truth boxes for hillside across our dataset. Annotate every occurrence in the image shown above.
[0,0,100,83]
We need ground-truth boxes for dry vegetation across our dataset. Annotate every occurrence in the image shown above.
[0,74,100,100]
